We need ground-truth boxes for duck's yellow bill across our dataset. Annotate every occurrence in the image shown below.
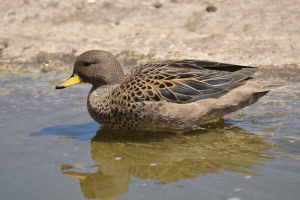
[55,73,83,89]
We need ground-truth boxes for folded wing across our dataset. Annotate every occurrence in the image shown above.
[118,60,258,104]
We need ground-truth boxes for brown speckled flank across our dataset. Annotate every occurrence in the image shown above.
[56,50,286,130]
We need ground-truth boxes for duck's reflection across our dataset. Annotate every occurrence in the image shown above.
[62,118,273,199]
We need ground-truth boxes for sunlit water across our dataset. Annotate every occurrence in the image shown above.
[0,73,299,200]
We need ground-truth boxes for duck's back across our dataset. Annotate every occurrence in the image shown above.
[122,60,258,104]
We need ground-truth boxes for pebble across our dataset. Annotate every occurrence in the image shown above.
[206,5,217,12]
[150,163,157,166]
[153,3,163,8]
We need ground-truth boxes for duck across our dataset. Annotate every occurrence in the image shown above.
[56,50,285,130]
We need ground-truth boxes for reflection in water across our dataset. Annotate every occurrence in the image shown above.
[62,118,274,200]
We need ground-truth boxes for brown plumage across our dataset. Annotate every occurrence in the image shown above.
[56,50,286,130]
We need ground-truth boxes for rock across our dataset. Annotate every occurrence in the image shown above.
[206,5,217,12]
[153,2,163,8]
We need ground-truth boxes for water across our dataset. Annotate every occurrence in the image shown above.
[0,73,299,200]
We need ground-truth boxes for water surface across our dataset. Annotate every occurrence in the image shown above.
[0,73,299,200]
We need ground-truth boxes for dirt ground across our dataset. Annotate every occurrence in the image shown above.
[0,0,299,74]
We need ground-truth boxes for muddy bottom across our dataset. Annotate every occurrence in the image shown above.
[0,72,299,200]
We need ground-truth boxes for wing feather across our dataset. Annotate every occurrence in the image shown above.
[119,60,258,104]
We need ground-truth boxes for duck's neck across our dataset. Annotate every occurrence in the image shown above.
[87,84,120,118]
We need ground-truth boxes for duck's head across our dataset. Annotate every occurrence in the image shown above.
[56,50,125,89]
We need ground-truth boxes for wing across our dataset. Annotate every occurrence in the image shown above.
[117,60,258,104]
[125,60,257,78]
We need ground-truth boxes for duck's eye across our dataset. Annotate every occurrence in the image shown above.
[84,62,93,67]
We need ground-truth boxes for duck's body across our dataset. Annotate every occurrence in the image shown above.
[56,50,285,130]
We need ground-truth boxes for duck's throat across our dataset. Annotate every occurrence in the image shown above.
[87,84,120,120]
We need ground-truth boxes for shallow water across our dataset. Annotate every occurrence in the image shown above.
[0,73,300,200]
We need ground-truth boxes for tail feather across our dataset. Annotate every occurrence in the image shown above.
[247,80,288,92]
